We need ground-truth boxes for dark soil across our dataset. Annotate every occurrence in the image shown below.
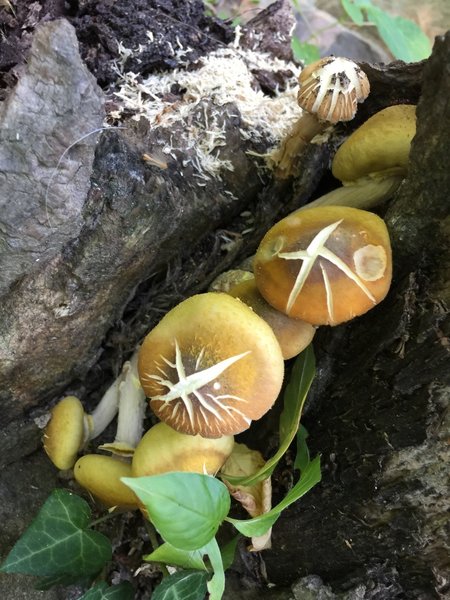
[0,0,233,97]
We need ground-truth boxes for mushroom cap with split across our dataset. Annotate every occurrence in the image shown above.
[138,292,285,438]
[74,454,138,510]
[254,206,392,326]
[332,104,416,183]
[298,56,370,124]
[228,277,316,360]
[43,396,85,470]
[132,422,234,477]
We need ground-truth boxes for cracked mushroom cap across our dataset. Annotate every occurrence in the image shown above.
[138,292,284,438]
[43,396,85,470]
[298,56,370,123]
[254,206,392,326]
[332,104,417,183]
[74,454,138,510]
[228,277,316,360]
[132,422,234,476]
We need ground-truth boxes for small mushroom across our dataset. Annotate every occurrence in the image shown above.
[43,358,133,469]
[307,104,417,211]
[132,422,234,477]
[254,205,392,326]
[74,454,139,510]
[43,396,86,470]
[270,56,370,178]
[228,277,315,360]
[138,292,284,438]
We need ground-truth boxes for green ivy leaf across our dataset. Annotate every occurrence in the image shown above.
[122,473,230,551]
[37,572,92,591]
[0,489,111,581]
[151,570,208,600]
[144,542,207,571]
[365,6,432,62]
[79,582,134,600]
[227,456,321,537]
[291,38,321,65]
[222,346,316,487]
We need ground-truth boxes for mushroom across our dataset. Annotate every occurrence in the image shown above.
[43,357,135,469]
[132,422,234,477]
[99,351,146,457]
[306,104,417,211]
[74,454,139,510]
[269,56,370,178]
[254,205,392,326]
[43,381,121,470]
[43,396,86,470]
[227,276,315,360]
[138,292,285,438]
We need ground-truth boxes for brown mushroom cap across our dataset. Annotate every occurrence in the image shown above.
[228,277,315,360]
[332,104,417,183]
[298,56,370,124]
[132,422,234,477]
[43,396,85,470]
[74,454,138,510]
[254,206,392,326]
[138,292,284,438]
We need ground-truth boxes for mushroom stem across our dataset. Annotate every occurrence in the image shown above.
[303,174,404,212]
[268,113,325,179]
[99,351,146,457]
[83,375,122,441]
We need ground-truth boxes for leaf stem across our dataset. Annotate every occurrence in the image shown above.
[88,511,122,528]
[144,520,170,577]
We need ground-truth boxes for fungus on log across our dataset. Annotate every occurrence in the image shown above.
[0,1,448,599]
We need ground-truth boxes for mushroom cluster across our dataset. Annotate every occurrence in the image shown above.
[134,206,392,441]
[42,57,406,517]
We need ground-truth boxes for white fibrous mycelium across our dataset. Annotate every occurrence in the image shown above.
[112,39,301,181]
[141,340,251,431]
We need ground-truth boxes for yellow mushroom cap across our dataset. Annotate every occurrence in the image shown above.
[332,104,417,183]
[254,206,392,326]
[298,56,370,123]
[74,454,138,510]
[132,422,234,477]
[228,277,315,360]
[43,396,85,470]
[138,292,285,438]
